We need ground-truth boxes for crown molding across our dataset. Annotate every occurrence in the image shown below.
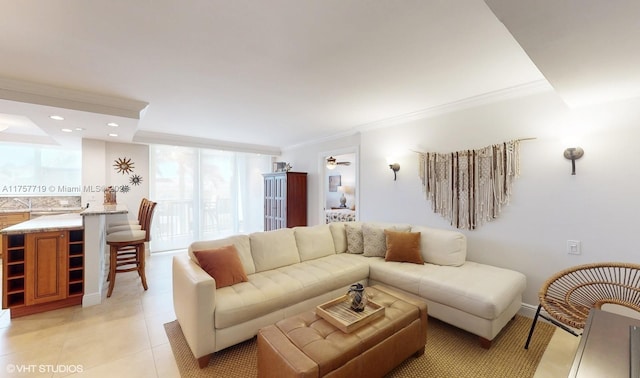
[133,130,281,156]
[282,80,553,150]
[0,77,148,119]
[355,80,554,133]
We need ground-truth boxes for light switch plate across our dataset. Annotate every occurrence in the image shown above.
[567,240,581,255]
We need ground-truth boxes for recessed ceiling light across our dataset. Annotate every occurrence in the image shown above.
[107,122,119,127]
[108,133,118,137]
[50,115,64,121]
[75,127,85,131]
[61,128,73,133]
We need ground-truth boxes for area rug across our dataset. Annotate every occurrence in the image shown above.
[164,314,554,378]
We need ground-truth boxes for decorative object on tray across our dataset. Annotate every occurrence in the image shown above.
[347,283,367,312]
[316,292,384,333]
[316,294,384,333]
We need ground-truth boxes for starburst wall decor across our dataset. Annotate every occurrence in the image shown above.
[114,157,135,175]
[130,174,143,186]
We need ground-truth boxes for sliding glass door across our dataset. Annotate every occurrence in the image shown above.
[149,145,270,252]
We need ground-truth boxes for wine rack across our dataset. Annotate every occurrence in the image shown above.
[2,234,26,308]
[68,229,84,297]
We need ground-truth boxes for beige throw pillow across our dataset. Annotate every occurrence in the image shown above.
[362,223,388,257]
[345,223,364,254]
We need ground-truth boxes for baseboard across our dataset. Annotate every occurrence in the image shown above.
[82,292,103,307]
[518,303,539,319]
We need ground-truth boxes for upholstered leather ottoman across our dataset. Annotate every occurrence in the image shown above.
[257,285,428,378]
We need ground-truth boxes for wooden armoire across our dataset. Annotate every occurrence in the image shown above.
[263,172,307,231]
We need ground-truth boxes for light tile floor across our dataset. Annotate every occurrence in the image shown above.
[1,251,579,377]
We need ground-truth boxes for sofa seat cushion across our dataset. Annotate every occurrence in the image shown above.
[368,259,526,320]
[214,254,370,329]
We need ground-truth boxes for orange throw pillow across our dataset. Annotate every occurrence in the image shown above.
[194,245,249,288]
[384,230,424,264]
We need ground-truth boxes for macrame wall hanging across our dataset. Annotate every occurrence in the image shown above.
[417,139,524,230]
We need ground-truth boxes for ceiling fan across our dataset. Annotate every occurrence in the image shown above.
[326,156,351,170]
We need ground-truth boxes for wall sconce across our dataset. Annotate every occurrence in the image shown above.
[389,163,400,181]
[563,147,584,175]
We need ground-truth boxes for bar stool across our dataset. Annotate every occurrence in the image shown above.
[107,198,150,233]
[105,200,157,297]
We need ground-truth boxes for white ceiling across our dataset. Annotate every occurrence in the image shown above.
[485,0,640,108]
[0,0,637,153]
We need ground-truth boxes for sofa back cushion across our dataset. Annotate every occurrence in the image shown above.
[329,222,348,253]
[294,224,336,261]
[250,228,301,272]
[189,234,255,275]
[411,225,467,266]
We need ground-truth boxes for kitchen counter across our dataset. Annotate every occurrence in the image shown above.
[2,213,85,317]
[2,204,129,309]
[80,204,128,216]
[81,204,129,307]
[0,213,83,234]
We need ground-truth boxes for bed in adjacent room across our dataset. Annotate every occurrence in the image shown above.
[325,208,356,223]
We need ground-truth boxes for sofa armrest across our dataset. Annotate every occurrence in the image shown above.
[172,254,217,359]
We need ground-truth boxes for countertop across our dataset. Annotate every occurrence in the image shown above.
[80,204,128,216]
[0,204,128,234]
[0,213,83,234]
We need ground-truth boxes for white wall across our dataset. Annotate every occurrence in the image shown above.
[282,134,361,225]
[82,139,149,222]
[281,88,640,307]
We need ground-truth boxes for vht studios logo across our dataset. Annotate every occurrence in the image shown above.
[6,364,84,374]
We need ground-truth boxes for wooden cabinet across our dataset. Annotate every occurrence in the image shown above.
[25,231,68,305]
[2,228,84,317]
[263,172,307,231]
[0,212,30,259]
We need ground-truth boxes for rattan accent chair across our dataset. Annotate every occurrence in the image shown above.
[525,262,640,349]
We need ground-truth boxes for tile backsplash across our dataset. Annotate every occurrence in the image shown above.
[0,196,82,210]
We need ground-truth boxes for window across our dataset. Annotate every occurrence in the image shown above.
[149,145,270,252]
[0,143,81,195]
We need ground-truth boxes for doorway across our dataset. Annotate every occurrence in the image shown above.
[319,147,359,224]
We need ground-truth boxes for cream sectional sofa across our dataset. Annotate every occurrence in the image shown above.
[172,222,526,368]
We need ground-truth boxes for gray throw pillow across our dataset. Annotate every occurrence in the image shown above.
[345,223,364,254]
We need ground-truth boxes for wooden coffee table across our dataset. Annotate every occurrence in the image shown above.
[257,285,428,378]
